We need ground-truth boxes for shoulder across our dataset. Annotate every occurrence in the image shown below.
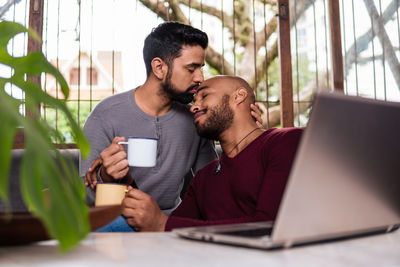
[258,127,303,157]
[261,127,303,144]
[267,127,303,137]
[84,90,135,129]
[91,89,134,114]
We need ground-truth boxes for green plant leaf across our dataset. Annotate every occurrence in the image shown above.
[0,87,19,203]
[0,20,90,252]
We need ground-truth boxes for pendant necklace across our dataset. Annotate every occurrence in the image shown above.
[214,128,260,175]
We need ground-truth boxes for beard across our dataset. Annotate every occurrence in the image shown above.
[195,95,234,140]
[162,69,197,105]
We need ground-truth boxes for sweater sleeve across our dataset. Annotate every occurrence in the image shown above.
[80,114,114,205]
[165,128,302,231]
[80,115,115,177]
[164,176,203,231]
[165,176,251,231]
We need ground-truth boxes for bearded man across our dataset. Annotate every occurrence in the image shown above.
[120,75,302,232]
[81,22,262,232]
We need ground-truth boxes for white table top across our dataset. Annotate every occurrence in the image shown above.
[1,230,399,266]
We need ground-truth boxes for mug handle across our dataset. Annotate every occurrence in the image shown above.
[118,141,128,145]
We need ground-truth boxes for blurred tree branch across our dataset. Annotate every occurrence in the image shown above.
[0,0,22,18]
[137,0,396,127]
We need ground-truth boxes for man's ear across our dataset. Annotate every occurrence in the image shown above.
[233,87,248,105]
[151,57,168,80]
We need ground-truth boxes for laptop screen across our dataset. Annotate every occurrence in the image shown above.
[271,91,400,244]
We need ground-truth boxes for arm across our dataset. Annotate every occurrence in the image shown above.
[81,113,132,182]
[84,155,138,189]
[166,179,259,230]
[166,128,302,231]
[165,179,229,231]
[121,175,204,232]
[80,115,114,204]
[80,115,114,178]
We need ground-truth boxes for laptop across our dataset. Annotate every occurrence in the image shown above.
[173,91,400,249]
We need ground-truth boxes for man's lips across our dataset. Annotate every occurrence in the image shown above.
[193,111,205,123]
[187,84,200,94]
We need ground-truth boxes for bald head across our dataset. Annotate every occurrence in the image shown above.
[196,75,255,104]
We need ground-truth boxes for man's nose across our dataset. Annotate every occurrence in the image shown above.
[193,69,204,83]
[190,103,199,114]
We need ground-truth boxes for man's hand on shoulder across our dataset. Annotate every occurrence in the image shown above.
[122,188,168,232]
[251,103,263,128]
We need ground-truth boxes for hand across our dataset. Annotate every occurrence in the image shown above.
[84,157,102,189]
[251,103,264,128]
[122,187,168,232]
[100,136,130,181]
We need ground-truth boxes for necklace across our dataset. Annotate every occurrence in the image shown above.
[214,128,260,175]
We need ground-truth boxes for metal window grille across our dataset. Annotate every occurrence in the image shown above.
[2,0,399,146]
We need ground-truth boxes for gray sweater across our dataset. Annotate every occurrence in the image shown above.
[80,89,216,215]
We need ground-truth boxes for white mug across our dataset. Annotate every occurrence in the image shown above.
[118,137,158,167]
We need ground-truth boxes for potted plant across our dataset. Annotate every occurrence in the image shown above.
[0,20,91,251]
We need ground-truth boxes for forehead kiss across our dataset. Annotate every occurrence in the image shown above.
[191,76,255,121]
[193,76,241,102]
[191,77,236,140]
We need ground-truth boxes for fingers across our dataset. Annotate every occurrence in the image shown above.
[121,196,144,223]
[125,188,150,200]
[101,142,125,161]
[88,157,102,172]
[100,136,129,179]
[122,189,144,207]
[104,154,129,179]
[121,198,148,228]
[121,190,152,215]
[250,103,264,128]
[112,136,126,145]
[125,217,139,231]
[121,190,165,232]
[85,158,103,189]
[85,171,97,190]
[102,137,126,159]
[251,103,261,113]
[121,200,137,217]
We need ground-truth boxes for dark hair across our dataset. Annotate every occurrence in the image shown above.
[143,22,208,77]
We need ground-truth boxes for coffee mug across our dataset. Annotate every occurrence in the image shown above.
[118,137,158,167]
[95,183,129,207]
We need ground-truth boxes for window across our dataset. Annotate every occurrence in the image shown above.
[86,67,98,86]
[69,68,79,86]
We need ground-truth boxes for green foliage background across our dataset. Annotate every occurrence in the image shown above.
[0,21,91,252]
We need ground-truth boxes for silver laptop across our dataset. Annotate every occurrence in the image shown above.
[173,91,400,249]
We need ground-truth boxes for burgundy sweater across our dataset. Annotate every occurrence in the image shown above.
[165,127,303,231]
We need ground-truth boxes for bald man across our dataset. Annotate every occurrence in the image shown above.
[121,75,302,232]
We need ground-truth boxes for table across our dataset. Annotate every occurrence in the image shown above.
[1,230,399,266]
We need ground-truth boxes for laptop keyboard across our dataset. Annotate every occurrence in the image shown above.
[217,227,273,238]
